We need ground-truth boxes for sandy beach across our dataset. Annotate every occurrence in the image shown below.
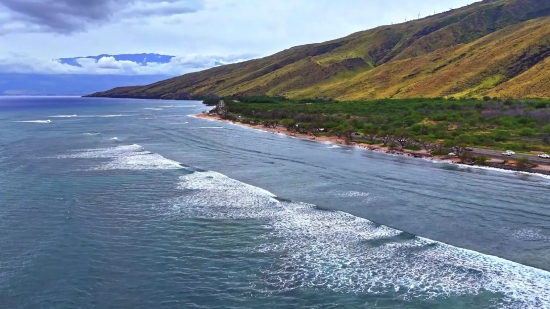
[194,113,550,175]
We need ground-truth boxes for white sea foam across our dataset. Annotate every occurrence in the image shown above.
[456,163,550,180]
[163,170,550,307]
[110,137,118,140]
[56,144,183,171]
[83,132,100,136]
[328,190,371,197]
[77,114,129,118]
[511,228,550,241]
[99,114,126,117]
[160,105,173,108]
[50,114,77,118]
[143,108,164,111]
[14,119,51,123]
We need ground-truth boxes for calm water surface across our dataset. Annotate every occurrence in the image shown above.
[1,97,549,308]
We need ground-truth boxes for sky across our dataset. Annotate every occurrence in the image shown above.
[0,0,478,76]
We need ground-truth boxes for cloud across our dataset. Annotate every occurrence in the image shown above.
[0,0,204,33]
[96,56,129,69]
[0,1,479,63]
[0,53,255,75]
[122,0,204,17]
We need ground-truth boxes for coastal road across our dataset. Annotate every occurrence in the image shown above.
[352,136,549,165]
[470,148,550,165]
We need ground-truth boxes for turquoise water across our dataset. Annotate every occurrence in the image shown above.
[1,97,549,308]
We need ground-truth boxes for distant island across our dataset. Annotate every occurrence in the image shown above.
[87,0,550,101]
[0,54,179,96]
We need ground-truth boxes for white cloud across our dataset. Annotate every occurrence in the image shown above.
[121,0,204,18]
[0,0,205,33]
[0,0,479,60]
[0,54,253,75]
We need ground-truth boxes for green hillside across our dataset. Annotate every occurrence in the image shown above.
[87,0,550,100]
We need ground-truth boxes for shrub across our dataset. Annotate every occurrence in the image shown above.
[519,128,536,137]
[473,156,490,165]
[502,142,528,151]
[203,97,220,106]
[490,130,511,142]
[516,156,532,168]
[405,145,422,151]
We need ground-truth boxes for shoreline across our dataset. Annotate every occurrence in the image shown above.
[193,113,550,177]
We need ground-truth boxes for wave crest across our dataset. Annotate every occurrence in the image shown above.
[161,170,550,307]
[55,144,183,171]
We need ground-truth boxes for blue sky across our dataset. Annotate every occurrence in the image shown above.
[0,0,477,76]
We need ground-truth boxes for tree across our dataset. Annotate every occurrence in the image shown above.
[297,122,312,134]
[280,119,296,131]
[379,129,394,146]
[331,123,354,141]
[449,134,473,155]
[432,141,446,154]
[542,124,550,144]
[419,135,436,152]
[394,129,411,150]
[263,121,278,129]
[363,124,379,143]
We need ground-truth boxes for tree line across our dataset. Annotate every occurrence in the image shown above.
[214,97,550,155]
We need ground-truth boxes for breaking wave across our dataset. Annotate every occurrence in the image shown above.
[161,170,550,308]
[14,120,51,123]
[55,144,183,171]
[456,164,550,180]
[50,114,77,118]
[77,114,129,118]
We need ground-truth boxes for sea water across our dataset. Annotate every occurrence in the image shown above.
[1,97,549,308]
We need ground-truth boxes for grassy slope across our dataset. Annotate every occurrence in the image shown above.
[88,0,550,100]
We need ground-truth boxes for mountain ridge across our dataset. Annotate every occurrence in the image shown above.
[87,0,550,100]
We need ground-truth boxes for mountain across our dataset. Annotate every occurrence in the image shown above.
[87,0,550,100]
[0,73,171,96]
[0,54,177,96]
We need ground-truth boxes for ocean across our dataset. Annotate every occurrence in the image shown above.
[1,96,549,308]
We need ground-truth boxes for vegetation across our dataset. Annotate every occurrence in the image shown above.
[202,97,220,106]
[516,156,534,168]
[88,0,550,101]
[218,97,550,153]
[473,155,490,165]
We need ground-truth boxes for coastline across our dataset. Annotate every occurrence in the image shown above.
[194,113,550,177]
